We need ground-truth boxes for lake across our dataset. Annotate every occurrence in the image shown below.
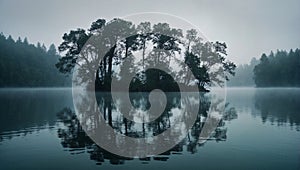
[0,88,299,169]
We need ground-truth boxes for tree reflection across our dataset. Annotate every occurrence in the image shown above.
[254,89,300,131]
[56,94,237,165]
[66,16,234,158]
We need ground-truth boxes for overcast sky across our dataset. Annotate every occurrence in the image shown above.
[0,0,299,64]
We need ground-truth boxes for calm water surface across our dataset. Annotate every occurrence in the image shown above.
[0,88,299,169]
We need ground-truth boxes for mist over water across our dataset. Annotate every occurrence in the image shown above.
[0,88,299,169]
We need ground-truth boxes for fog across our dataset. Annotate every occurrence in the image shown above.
[0,0,299,64]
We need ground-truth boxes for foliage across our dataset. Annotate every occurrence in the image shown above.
[56,18,236,91]
[254,49,300,87]
[0,33,70,87]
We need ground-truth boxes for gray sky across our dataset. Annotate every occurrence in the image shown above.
[0,0,299,64]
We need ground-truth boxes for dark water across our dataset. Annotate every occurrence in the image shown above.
[0,88,299,169]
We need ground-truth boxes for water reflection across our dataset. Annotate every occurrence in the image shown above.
[1,88,299,168]
[0,88,73,141]
[254,88,300,130]
[56,92,237,165]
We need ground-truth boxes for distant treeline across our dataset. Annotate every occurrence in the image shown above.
[0,33,70,87]
[226,57,259,87]
[254,49,300,87]
[227,49,300,87]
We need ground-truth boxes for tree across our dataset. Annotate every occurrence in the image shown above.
[23,37,29,45]
[254,49,300,87]
[137,22,151,68]
[0,34,70,87]
[47,44,57,56]
[56,18,236,92]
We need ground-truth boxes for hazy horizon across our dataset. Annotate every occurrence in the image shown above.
[0,0,299,64]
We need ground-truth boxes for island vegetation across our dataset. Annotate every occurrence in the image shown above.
[56,18,236,92]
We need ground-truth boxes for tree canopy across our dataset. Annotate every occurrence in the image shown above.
[56,18,236,92]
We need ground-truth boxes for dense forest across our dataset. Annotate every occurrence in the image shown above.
[0,33,70,87]
[254,49,300,87]
[226,57,259,87]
